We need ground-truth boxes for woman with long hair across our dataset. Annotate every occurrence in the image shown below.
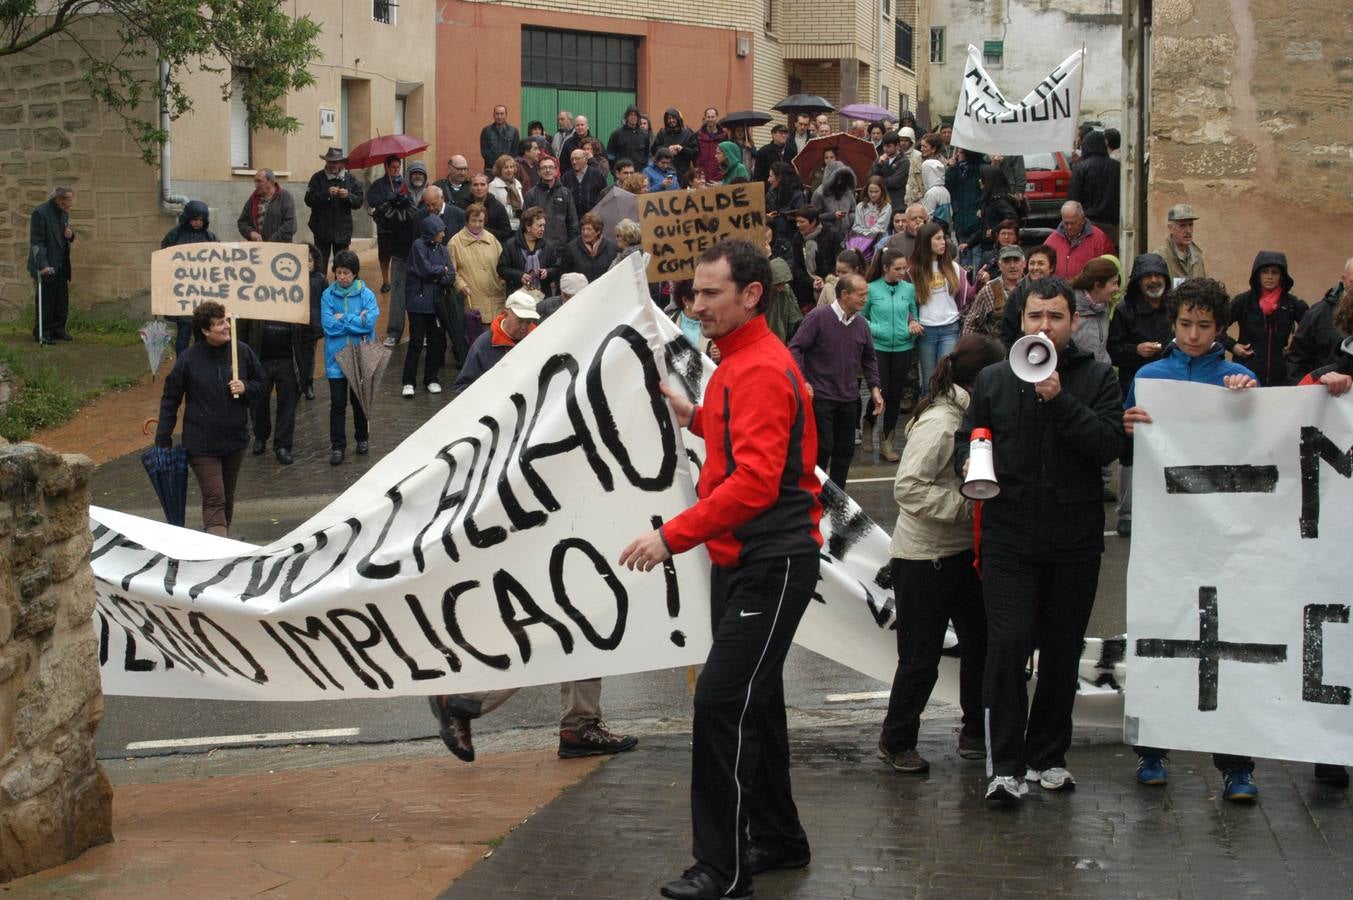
[766,160,807,258]
[848,175,892,260]
[489,155,525,236]
[862,247,922,462]
[878,334,1006,774]
[909,221,974,393]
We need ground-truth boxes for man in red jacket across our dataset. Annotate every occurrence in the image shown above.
[1045,200,1115,280]
[621,240,823,900]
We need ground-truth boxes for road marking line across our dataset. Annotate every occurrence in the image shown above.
[845,476,894,484]
[825,691,892,703]
[127,727,359,751]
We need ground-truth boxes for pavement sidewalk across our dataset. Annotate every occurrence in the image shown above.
[9,719,1351,898]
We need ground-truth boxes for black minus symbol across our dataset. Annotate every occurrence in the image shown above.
[1164,465,1279,495]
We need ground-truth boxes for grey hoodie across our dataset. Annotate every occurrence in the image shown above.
[811,160,858,231]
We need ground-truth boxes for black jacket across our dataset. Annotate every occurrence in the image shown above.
[870,152,910,214]
[754,140,789,183]
[1067,131,1120,225]
[480,122,521,171]
[562,164,608,216]
[1107,253,1174,394]
[522,181,579,244]
[303,168,365,243]
[607,106,651,168]
[650,108,698,172]
[767,185,808,252]
[27,197,74,280]
[160,200,217,249]
[560,236,619,284]
[498,234,560,294]
[789,223,842,308]
[156,339,264,456]
[366,175,416,252]
[977,165,1019,249]
[1225,250,1308,386]
[472,192,515,245]
[1287,283,1346,383]
[416,202,465,241]
[955,343,1124,559]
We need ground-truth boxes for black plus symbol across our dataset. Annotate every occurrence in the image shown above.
[1135,587,1288,711]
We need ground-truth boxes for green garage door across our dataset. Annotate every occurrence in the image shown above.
[520,27,638,151]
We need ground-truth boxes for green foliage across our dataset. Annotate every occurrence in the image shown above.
[0,345,82,442]
[1,306,143,346]
[100,373,140,391]
[1,1,323,164]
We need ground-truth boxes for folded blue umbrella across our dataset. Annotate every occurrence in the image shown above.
[140,444,189,527]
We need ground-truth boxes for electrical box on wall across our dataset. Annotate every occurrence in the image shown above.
[319,107,337,139]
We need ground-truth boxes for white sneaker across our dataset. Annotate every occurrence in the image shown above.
[985,775,1028,806]
[383,336,398,347]
[1026,766,1076,791]
[402,384,415,398]
[427,382,442,394]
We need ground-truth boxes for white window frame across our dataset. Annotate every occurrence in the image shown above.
[229,69,251,169]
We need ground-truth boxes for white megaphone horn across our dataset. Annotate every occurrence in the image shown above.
[1009,333,1057,383]
[961,428,999,500]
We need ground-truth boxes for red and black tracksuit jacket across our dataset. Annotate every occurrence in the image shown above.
[661,315,823,567]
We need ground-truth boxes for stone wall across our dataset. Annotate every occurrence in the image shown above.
[0,15,165,322]
[1148,0,1353,294]
[0,442,112,882]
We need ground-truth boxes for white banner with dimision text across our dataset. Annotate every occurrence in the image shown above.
[1126,381,1353,764]
[90,256,1125,726]
[950,46,1084,156]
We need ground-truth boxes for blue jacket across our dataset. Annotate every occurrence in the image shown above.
[405,217,456,315]
[321,278,379,379]
[1126,342,1253,407]
[643,162,679,192]
[863,277,919,352]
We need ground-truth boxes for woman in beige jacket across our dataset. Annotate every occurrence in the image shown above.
[878,334,1004,775]
[449,203,506,323]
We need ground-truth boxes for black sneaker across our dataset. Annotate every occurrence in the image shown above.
[355,440,369,455]
[274,448,293,465]
[428,696,475,762]
[744,842,810,875]
[877,741,929,774]
[329,449,344,466]
[558,723,638,758]
[252,438,266,455]
[659,868,752,900]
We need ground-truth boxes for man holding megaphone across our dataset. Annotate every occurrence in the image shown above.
[954,278,1125,807]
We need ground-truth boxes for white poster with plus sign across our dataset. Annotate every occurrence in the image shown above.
[1126,380,1353,764]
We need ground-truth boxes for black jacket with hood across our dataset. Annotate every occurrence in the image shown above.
[1287,281,1346,383]
[1107,253,1174,395]
[955,342,1124,559]
[1225,251,1308,386]
[1068,130,1120,225]
[161,200,217,248]
[977,164,1019,249]
[650,108,698,174]
[607,105,651,168]
[156,338,264,456]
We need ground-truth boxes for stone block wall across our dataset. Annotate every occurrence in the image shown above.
[1149,0,1353,294]
[0,15,165,321]
[0,442,112,883]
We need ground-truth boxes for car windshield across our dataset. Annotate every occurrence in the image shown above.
[1024,153,1059,171]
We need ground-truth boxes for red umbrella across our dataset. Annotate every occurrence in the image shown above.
[345,133,429,169]
[792,134,878,187]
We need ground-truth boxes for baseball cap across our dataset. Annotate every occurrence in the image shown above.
[505,290,540,320]
[998,245,1025,261]
[1167,203,1199,222]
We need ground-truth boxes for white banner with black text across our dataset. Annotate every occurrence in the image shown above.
[950,46,1084,157]
[1126,380,1353,764]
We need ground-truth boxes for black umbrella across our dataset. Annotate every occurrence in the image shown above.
[773,94,836,115]
[720,110,775,129]
[140,444,188,527]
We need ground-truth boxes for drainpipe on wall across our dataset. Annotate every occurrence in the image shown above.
[159,60,188,213]
[877,0,885,105]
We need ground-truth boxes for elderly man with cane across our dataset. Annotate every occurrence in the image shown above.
[28,186,76,344]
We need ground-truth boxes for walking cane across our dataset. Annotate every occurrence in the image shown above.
[36,276,46,347]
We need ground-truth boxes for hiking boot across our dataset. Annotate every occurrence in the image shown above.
[860,425,874,454]
[1136,756,1168,786]
[1222,768,1258,802]
[744,842,810,875]
[879,430,900,462]
[558,723,638,758]
[428,696,474,762]
[985,775,1027,807]
[659,867,752,899]
[1026,766,1076,791]
[957,731,986,760]
[1314,763,1349,788]
[355,440,369,455]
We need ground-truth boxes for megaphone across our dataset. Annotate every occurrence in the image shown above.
[1341,335,1353,357]
[1009,333,1057,383]
[961,428,1000,500]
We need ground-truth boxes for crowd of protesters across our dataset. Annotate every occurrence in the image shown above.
[118,98,1353,899]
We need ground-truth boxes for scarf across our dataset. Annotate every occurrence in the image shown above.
[502,178,522,211]
[582,235,604,257]
[465,226,485,240]
[678,311,702,348]
[1259,285,1282,316]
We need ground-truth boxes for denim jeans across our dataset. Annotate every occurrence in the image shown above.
[917,320,960,396]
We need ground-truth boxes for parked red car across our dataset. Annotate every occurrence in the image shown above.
[1023,151,1072,225]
